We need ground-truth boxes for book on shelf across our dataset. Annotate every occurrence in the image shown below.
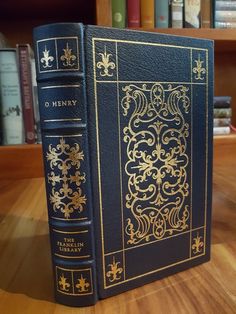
[17,44,36,144]
[215,21,236,28]
[127,0,141,27]
[112,0,126,28]
[141,0,155,27]
[214,126,231,135]
[155,0,170,28]
[30,58,41,143]
[214,118,231,127]
[214,96,231,108]
[184,0,201,28]
[215,1,236,11]
[33,22,213,307]
[0,48,24,145]
[214,108,232,118]
[171,0,184,28]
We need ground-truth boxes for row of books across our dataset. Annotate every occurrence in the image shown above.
[112,0,211,29]
[214,96,232,135]
[0,39,41,145]
[214,0,236,28]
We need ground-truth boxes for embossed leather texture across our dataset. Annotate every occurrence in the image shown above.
[34,23,213,306]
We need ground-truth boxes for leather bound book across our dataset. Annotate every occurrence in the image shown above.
[33,23,214,307]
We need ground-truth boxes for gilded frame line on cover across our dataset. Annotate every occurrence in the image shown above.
[92,37,209,289]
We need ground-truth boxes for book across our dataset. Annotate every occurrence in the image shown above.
[215,1,236,11]
[0,49,24,145]
[171,0,184,28]
[201,0,212,28]
[30,58,41,143]
[214,126,231,135]
[214,118,231,127]
[215,10,236,22]
[127,0,141,27]
[112,0,126,28]
[184,0,201,28]
[17,44,36,144]
[155,0,170,28]
[215,20,236,27]
[214,96,231,108]
[141,0,155,27]
[33,22,213,307]
[214,108,232,118]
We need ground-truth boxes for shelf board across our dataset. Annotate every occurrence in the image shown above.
[134,28,236,52]
[0,144,43,180]
[0,134,235,180]
[214,132,236,146]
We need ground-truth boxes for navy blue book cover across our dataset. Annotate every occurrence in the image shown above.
[34,23,213,306]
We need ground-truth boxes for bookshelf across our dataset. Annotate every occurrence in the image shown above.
[1,0,236,179]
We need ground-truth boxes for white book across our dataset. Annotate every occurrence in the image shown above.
[0,49,24,145]
[213,126,231,135]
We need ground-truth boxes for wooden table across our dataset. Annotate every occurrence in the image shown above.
[0,139,236,314]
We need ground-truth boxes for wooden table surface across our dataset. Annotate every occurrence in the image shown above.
[0,141,236,314]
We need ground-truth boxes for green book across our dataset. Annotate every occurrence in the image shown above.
[112,0,126,28]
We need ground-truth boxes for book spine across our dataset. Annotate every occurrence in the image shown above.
[214,118,231,127]
[141,0,155,27]
[215,1,236,11]
[214,108,232,118]
[31,58,42,143]
[201,0,212,28]
[171,0,184,28]
[0,49,24,145]
[184,0,201,28]
[33,23,97,306]
[215,20,236,27]
[17,44,36,144]
[214,96,231,108]
[214,126,231,135]
[215,10,236,22]
[127,0,141,27]
[112,0,126,28]
[155,0,170,28]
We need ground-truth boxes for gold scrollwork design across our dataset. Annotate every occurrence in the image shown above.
[193,54,206,80]
[96,45,116,77]
[122,83,190,245]
[46,137,86,218]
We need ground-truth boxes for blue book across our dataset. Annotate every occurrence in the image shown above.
[33,23,213,307]
[0,49,24,145]
[155,0,170,28]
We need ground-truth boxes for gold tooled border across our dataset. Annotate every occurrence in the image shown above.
[92,37,209,290]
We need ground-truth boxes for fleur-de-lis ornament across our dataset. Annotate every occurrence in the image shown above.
[58,273,70,292]
[106,256,123,282]
[60,42,77,67]
[75,274,90,293]
[40,46,54,68]
[97,45,116,77]
[192,232,204,254]
[193,54,206,80]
